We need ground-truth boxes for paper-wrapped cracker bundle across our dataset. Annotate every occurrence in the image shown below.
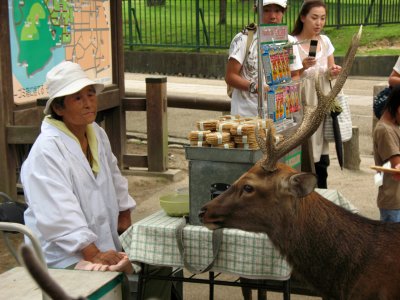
[205,132,231,146]
[197,120,218,131]
[188,130,211,142]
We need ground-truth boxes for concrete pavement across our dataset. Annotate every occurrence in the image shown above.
[125,73,387,107]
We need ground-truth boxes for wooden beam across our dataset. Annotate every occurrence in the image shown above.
[124,91,230,112]
[97,89,121,111]
[6,126,40,145]
[122,97,147,111]
[122,154,148,168]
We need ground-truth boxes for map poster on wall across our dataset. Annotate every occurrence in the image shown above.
[9,0,113,105]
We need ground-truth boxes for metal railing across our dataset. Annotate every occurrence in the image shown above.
[122,0,400,51]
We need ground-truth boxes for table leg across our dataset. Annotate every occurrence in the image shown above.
[137,263,146,300]
[257,288,266,300]
[283,279,291,300]
[209,271,215,300]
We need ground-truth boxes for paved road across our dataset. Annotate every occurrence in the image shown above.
[125,73,387,107]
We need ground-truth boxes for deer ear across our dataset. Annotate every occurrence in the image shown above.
[288,173,317,198]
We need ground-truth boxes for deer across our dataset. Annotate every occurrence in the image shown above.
[199,26,400,300]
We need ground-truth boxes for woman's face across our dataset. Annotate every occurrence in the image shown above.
[301,6,326,36]
[262,4,284,24]
[54,85,97,129]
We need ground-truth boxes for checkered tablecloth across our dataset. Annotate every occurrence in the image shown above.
[120,189,357,280]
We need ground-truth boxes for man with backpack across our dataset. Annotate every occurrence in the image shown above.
[225,0,302,117]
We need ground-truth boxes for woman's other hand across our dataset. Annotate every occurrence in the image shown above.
[76,252,133,274]
[107,253,134,274]
[81,243,124,265]
[302,57,316,70]
[92,250,125,265]
[330,64,342,78]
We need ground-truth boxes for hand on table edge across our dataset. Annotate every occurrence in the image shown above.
[75,252,134,274]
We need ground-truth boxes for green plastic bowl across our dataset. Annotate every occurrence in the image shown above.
[160,194,189,217]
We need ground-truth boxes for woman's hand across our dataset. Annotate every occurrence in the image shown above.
[75,252,133,274]
[107,253,134,274]
[329,64,342,78]
[81,243,124,265]
[302,57,316,70]
[91,250,125,265]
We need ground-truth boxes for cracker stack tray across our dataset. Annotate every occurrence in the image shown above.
[188,115,280,150]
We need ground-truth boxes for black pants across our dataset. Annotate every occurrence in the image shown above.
[314,155,330,189]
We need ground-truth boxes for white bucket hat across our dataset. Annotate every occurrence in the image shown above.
[263,0,287,8]
[44,61,105,115]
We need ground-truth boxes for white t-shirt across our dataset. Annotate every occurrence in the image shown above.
[393,56,400,74]
[228,30,303,117]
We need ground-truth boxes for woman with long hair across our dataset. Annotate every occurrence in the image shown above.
[291,0,342,188]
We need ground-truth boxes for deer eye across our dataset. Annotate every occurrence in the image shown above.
[243,185,253,193]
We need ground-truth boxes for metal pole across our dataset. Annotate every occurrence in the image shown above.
[257,0,265,119]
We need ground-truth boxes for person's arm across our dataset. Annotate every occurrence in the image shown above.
[118,209,132,234]
[388,70,400,87]
[375,125,400,180]
[225,58,269,93]
[225,58,253,92]
[289,39,304,79]
[389,156,400,181]
[81,243,124,265]
[97,125,136,213]
[389,155,400,169]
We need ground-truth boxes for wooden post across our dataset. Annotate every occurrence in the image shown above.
[146,77,168,172]
[0,1,17,198]
[343,126,361,170]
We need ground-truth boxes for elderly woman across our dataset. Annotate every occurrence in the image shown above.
[21,61,136,269]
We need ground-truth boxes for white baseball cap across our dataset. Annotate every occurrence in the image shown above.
[44,61,104,115]
[263,0,287,8]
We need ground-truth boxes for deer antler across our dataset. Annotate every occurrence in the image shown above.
[257,26,362,172]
